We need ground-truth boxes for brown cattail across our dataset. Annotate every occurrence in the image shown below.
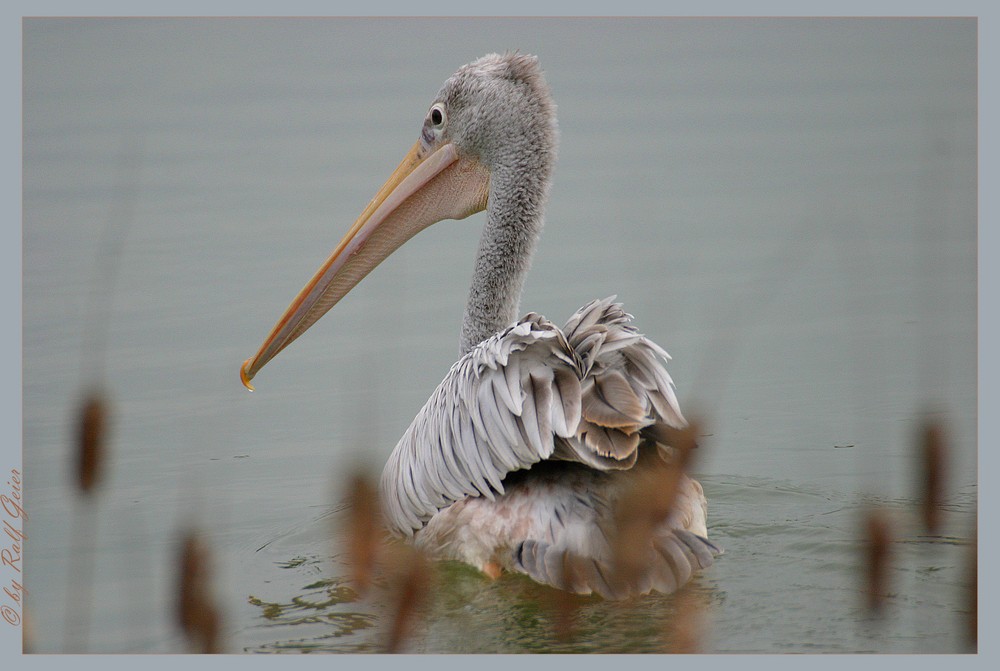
[664,585,705,653]
[384,545,432,653]
[344,472,382,595]
[917,418,948,535]
[22,612,34,654]
[611,421,701,584]
[75,390,108,495]
[544,552,587,641]
[964,534,977,650]
[176,531,221,653]
[64,390,108,652]
[862,508,892,613]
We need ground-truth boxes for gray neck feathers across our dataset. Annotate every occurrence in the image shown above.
[454,53,559,356]
[459,170,545,355]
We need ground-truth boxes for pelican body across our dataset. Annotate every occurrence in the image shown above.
[242,53,719,598]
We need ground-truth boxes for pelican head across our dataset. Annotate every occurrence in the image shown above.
[241,52,559,389]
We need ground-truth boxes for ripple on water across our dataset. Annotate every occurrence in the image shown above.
[233,472,974,653]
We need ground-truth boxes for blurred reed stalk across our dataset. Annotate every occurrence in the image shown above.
[917,417,948,536]
[22,612,35,654]
[63,139,141,652]
[176,530,222,653]
[76,392,108,496]
[861,507,892,614]
[611,421,701,589]
[541,553,588,641]
[344,472,382,597]
[964,533,976,650]
[63,389,109,652]
[383,544,432,653]
[663,585,705,653]
[339,469,434,653]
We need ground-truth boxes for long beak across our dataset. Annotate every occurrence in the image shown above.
[241,141,490,390]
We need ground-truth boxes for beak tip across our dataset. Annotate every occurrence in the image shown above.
[240,358,256,392]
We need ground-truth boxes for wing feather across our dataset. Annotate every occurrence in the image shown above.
[451,401,494,499]
[549,367,582,437]
[460,403,504,496]
[471,382,519,471]
[380,318,569,534]
[491,367,520,415]
[502,351,523,413]
[379,297,692,538]
[435,419,474,500]
[595,370,647,422]
[528,369,554,454]
[517,369,546,456]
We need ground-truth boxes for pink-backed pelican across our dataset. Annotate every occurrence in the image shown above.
[241,53,719,598]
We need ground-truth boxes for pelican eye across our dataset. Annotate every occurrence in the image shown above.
[430,104,446,127]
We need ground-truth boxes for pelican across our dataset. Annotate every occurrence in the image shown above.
[241,53,720,599]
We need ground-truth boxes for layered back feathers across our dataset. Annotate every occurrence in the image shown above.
[380,297,687,536]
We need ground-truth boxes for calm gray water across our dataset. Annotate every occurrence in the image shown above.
[22,18,976,654]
